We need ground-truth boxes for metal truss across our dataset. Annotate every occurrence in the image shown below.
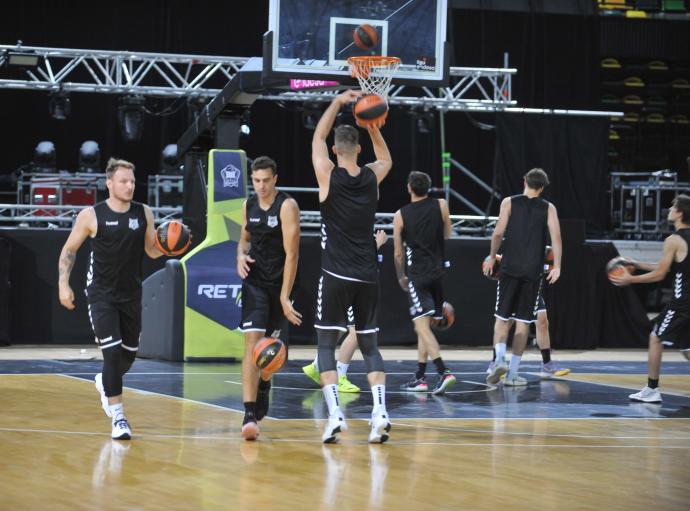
[0,44,249,97]
[0,204,182,225]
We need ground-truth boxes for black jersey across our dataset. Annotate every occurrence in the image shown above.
[245,191,290,288]
[670,228,690,308]
[500,195,550,281]
[86,201,146,302]
[400,198,446,280]
[320,165,378,282]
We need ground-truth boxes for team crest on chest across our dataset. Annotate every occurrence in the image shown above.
[128,218,139,230]
[267,215,278,228]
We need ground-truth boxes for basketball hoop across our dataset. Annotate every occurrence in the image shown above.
[347,56,401,101]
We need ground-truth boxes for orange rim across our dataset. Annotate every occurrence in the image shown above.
[347,56,400,78]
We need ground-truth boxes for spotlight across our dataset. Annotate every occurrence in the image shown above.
[160,144,181,174]
[239,109,251,136]
[118,95,146,143]
[302,104,322,130]
[187,97,208,124]
[414,110,434,134]
[48,90,71,120]
[78,140,101,173]
[33,141,56,173]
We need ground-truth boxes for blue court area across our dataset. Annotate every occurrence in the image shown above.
[2,359,689,420]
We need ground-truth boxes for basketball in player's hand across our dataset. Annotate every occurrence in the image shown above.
[483,254,502,280]
[431,302,455,331]
[354,94,388,128]
[156,220,192,257]
[544,246,554,272]
[353,24,378,50]
[253,337,287,376]
[606,256,635,285]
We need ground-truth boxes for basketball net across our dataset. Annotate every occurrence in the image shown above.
[347,56,401,101]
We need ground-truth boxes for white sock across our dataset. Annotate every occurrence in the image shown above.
[508,354,522,377]
[371,384,386,415]
[495,342,507,364]
[337,362,349,378]
[322,384,340,416]
[313,356,319,371]
[109,403,124,421]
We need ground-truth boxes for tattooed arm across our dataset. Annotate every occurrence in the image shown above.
[58,208,96,310]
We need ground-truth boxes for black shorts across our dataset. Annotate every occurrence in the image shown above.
[652,304,690,350]
[495,274,543,323]
[407,277,444,321]
[240,281,288,339]
[315,271,378,333]
[536,281,546,313]
[87,298,141,352]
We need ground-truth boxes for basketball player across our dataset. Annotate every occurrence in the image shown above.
[58,158,168,440]
[312,89,392,443]
[237,156,301,440]
[302,229,388,394]
[394,171,457,395]
[482,168,562,386]
[610,194,690,403]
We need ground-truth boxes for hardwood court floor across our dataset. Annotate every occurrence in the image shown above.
[0,351,689,511]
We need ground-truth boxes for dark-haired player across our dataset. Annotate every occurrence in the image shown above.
[611,194,690,402]
[394,171,456,395]
[482,168,562,386]
[312,89,393,443]
[58,158,168,440]
[237,155,301,440]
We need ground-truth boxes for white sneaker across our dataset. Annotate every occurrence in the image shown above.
[111,417,132,440]
[503,373,528,386]
[322,409,348,444]
[629,386,662,403]
[95,373,112,417]
[486,362,508,384]
[368,411,391,444]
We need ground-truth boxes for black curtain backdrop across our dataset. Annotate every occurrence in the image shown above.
[494,113,611,234]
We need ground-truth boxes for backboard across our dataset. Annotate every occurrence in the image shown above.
[265,0,448,86]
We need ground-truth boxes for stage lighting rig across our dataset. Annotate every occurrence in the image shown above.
[48,90,71,120]
[118,95,146,143]
[78,140,101,173]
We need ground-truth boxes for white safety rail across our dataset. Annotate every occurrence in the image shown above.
[0,44,249,97]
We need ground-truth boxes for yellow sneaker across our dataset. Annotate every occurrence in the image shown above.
[302,362,321,385]
[337,375,360,393]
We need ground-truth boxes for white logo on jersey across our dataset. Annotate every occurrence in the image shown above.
[249,217,260,223]
[267,215,278,228]
[128,218,139,230]
[105,221,118,226]
[220,164,241,188]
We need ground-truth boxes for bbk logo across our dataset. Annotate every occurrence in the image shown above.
[198,284,242,302]
[220,164,241,188]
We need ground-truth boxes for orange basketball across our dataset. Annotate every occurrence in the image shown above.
[353,24,378,50]
[606,256,635,284]
[432,302,455,331]
[544,245,554,272]
[353,94,388,128]
[252,337,287,375]
[155,220,191,256]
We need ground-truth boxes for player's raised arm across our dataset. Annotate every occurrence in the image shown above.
[58,207,96,310]
[365,125,393,184]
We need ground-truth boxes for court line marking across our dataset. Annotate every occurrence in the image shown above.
[58,374,245,415]
[0,426,689,449]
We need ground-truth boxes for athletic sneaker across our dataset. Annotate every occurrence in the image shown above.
[400,376,428,392]
[255,381,271,421]
[111,417,132,440]
[241,414,260,441]
[302,362,321,385]
[322,409,348,444]
[94,373,112,418]
[503,373,528,386]
[431,371,457,396]
[486,362,508,384]
[368,411,392,444]
[629,386,662,403]
[337,375,360,393]
[542,361,571,377]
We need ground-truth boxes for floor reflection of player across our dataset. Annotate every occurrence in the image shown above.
[610,194,690,403]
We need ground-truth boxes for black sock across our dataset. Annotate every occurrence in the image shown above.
[258,378,271,391]
[492,347,496,362]
[243,401,256,422]
[648,378,659,389]
[432,357,447,375]
[416,362,427,380]
[541,349,551,364]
